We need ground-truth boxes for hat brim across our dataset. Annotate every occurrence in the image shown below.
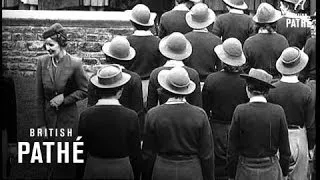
[158,69,196,95]
[159,35,192,60]
[126,10,156,26]
[223,0,248,10]
[253,9,282,23]
[102,42,136,61]
[214,45,246,66]
[240,74,275,88]
[90,72,131,88]
[276,50,309,75]
[185,9,216,29]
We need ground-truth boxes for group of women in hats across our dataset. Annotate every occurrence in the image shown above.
[34,0,315,180]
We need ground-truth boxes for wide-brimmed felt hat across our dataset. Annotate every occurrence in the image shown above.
[214,38,246,66]
[158,67,196,95]
[186,3,216,29]
[90,64,131,88]
[42,23,67,39]
[240,68,275,88]
[276,47,308,75]
[223,0,248,10]
[102,36,136,61]
[126,4,156,27]
[253,3,282,23]
[159,32,192,60]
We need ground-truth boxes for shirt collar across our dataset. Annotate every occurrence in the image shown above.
[163,60,185,67]
[229,8,244,14]
[258,28,276,34]
[280,75,299,83]
[193,28,209,33]
[173,4,189,11]
[250,96,267,103]
[96,99,121,106]
[284,11,298,18]
[132,30,153,36]
[165,97,187,104]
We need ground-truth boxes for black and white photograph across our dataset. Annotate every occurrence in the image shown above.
[1,0,316,179]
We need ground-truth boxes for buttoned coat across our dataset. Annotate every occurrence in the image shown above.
[35,54,88,131]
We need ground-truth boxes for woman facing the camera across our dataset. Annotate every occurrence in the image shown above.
[35,23,88,179]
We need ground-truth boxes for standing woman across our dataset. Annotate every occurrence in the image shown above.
[142,67,214,180]
[35,23,88,178]
[243,2,289,80]
[227,68,291,180]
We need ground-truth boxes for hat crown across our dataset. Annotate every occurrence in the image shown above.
[99,65,120,78]
[229,0,245,6]
[248,68,273,84]
[167,33,187,54]
[190,3,209,22]
[222,38,243,57]
[167,67,190,88]
[97,64,123,86]
[132,4,151,24]
[256,3,277,22]
[43,23,66,39]
[109,36,130,59]
[281,47,301,65]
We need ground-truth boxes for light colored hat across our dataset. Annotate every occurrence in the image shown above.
[240,68,275,88]
[186,3,216,29]
[223,0,248,10]
[102,36,136,61]
[158,67,196,95]
[159,32,192,60]
[90,64,131,88]
[276,47,308,75]
[127,4,156,26]
[253,3,282,23]
[214,38,246,66]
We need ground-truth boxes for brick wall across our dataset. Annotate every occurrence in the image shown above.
[2,10,135,76]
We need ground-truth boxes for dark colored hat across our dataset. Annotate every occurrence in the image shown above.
[90,64,131,88]
[158,66,196,95]
[276,47,308,75]
[253,3,282,23]
[240,68,275,88]
[42,23,67,39]
[223,0,248,10]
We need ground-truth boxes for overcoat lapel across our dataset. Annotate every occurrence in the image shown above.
[47,57,54,84]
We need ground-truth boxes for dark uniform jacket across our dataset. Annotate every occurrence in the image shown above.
[212,11,254,45]
[227,99,291,178]
[243,33,289,79]
[142,102,214,180]
[268,80,316,149]
[185,30,222,82]
[277,15,311,49]
[127,34,165,80]
[158,4,193,38]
